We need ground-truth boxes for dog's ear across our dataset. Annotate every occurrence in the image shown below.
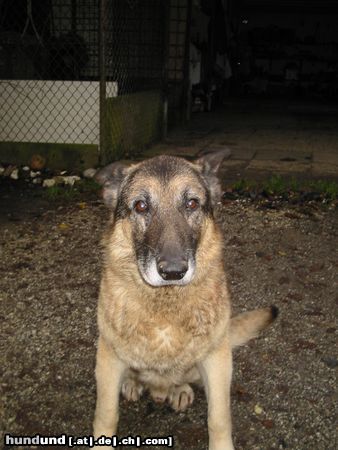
[94,162,131,209]
[195,148,231,205]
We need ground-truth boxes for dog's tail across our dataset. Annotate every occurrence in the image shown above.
[230,306,279,349]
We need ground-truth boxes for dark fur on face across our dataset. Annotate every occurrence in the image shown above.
[95,149,230,287]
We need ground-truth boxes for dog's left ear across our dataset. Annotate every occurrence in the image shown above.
[195,148,231,205]
[94,162,132,209]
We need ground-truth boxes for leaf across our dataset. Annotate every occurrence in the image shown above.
[261,419,274,429]
[58,223,70,230]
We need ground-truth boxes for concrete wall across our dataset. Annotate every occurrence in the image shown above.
[0,83,163,169]
[0,141,98,171]
[0,80,117,145]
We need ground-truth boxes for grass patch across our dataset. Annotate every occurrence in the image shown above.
[76,178,101,194]
[307,180,338,201]
[42,178,100,201]
[289,177,301,192]
[228,176,338,201]
[232,179,256,191]
[43,185,77,201]
[262,175,287,195]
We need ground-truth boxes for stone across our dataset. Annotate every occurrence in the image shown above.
[42,178,56,188]
[62,175,81,186]
[83,168,97,179]
[10,169,19,180]
[53,176,66,185]
[4,165,15,177]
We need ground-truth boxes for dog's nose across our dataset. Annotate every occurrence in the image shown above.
[157,258,188,281]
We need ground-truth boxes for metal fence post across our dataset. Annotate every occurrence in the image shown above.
[99,0,107,166]
[183,0,192,122]
[162,0,171,139]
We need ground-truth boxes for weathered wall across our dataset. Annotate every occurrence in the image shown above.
[104,90,163,162]
[0,142,98,171]
[0,90,163,170]
[0,80,117,145]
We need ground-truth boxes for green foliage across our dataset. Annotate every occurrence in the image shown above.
[232,179,257,191]
[230,176,338,201]
[307,180,338,201]
[262,175,286,195]
[289,177,300,192]
[43,185,78,201]
[42,179,100,201]
[76,178,101,194]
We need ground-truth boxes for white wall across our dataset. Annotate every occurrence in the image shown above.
[0,80,117,145]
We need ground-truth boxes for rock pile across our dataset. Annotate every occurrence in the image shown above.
[0,163,97,187]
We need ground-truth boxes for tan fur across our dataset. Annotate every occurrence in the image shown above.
[93,154,277,450]
[229,308,277,349]
[98,217,230,377]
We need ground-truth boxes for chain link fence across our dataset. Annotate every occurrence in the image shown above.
[0,0,168,166]
[102,0,167,162]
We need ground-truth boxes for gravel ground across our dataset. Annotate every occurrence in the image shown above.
[1,185,337,450]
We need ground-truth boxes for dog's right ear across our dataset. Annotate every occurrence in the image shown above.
[94,162,131,209]
[195,148,231,206]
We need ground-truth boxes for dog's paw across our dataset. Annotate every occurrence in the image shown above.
[149,386,169,403]
[121,378,144,402]
[168,383,194,411]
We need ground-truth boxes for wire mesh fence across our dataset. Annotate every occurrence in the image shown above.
[103,0,167,162]
[0,0,168,164]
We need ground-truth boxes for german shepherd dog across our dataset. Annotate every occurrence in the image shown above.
[93,149,278,450]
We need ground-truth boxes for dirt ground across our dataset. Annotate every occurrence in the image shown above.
[0,180,337,450]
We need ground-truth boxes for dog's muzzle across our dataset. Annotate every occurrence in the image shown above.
[140,256,195,287]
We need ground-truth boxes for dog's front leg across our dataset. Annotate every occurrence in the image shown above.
[93,335,126,445]
[199,337,234,450]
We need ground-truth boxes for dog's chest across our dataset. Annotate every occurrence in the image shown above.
[110,306,218,371]
[135,322,184,358]
[100,278,230,371]
[126,327,209,372]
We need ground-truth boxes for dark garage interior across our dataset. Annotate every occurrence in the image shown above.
[190,0,338,108]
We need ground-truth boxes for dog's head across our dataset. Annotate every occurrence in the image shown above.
[95,149,230,287]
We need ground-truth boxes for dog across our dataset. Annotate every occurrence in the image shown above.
[93,149,278,450]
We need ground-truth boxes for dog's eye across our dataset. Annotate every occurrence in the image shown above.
[134,200,148,214]
[186,198,199,210]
